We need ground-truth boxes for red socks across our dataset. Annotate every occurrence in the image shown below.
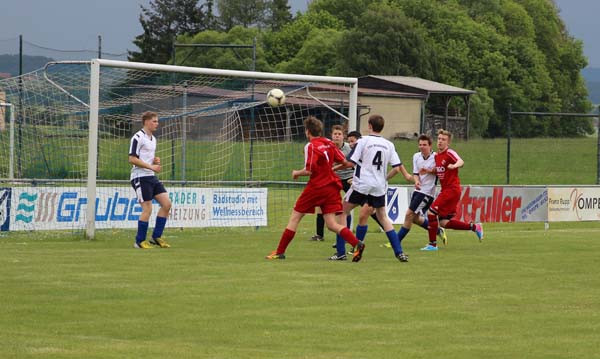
[427,213,438,246]
[276,228,295,254]
[445,219,472,231]
[339,227,359,247]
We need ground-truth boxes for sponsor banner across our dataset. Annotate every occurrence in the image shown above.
[386,187,409,224]
[9,187,267,231]
[405,186,547,223]
[0,187,10,231]
[455,186,547,223]
[548,187,600,222]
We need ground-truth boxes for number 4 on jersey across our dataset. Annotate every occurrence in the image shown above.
[372,150,383,170]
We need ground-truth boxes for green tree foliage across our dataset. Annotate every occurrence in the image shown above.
[265,0,293,31]
[262,10,344,66]
[469,87,494,137]
[176,27,270,71]
[129,0,207,64]
[276,28,343,75]
[333,2,437,78]
[217,0,267,30]
[308,0,376,28]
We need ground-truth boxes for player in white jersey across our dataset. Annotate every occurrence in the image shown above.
[128,111,172,249]
[396,134,447,249]
[340,115,413,262]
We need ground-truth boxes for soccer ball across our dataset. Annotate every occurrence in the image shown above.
[266,88,286,107]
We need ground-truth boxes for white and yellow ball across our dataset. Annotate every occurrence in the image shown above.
[266,88,286,107]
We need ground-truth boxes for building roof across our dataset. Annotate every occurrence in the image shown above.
[360,76,475,95]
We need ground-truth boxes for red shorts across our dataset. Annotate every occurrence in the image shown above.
[294,183,343,214]
[429,187,461,219]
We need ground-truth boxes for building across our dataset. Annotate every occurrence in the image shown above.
[359,76,475,139]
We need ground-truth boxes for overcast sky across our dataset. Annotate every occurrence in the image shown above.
[0,0,598,67]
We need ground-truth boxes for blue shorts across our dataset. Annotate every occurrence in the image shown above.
[131,176,166,203]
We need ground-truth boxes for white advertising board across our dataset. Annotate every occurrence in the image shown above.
[548,187,600,221]
[8,187,267,231]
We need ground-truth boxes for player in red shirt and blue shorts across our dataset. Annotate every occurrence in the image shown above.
[425,129,484,249]
[266,116,365,262]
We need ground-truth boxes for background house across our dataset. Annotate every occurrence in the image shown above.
[359,76,475,139]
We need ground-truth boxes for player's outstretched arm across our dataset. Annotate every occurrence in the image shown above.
[399,165,414,182]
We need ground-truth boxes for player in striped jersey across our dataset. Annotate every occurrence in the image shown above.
[425,129,483,249]
[128,111,172,249]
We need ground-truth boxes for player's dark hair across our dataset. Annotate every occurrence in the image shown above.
[304,116,323,137]
[347,130,362,139]
[368,114,385,132]
[141,111,158,123]
[418,134,432,145]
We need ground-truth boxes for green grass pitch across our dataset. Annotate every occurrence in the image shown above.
[2,221,600,358]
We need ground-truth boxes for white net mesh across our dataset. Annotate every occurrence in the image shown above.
[0,61,355,234]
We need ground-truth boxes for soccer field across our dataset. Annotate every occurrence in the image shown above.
[1,222,599,358]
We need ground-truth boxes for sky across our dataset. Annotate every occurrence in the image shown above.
[0,0,598,67]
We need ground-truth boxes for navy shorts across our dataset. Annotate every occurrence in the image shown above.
[344,188,386,209]
[131,176,167,203]
[408,191,434,215]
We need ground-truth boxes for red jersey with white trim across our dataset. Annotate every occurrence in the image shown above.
[435,148,462,189]
[304,137,346,190]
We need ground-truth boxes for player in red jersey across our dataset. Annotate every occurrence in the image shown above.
[424,129,483,250]
[266,116,365,262]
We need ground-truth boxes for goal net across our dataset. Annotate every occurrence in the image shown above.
[0,60,358,238]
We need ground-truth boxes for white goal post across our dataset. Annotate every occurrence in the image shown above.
[84,59,359,239]
[0,102,16,180]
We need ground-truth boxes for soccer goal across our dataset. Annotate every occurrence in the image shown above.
[0,59,358,238]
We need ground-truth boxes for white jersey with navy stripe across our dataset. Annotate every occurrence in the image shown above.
[129,129,156,180]
[349,135,402,197]
[412,151,437,197]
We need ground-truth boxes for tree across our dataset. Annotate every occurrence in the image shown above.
[204,0,220,31]
[217,0,267,30]
[262,10,344,67]
[333,2,437,78]
[265,0,293,31]
[276,28,343,75]
[469,87,495,137]
[176,26,271,71]
[129,0,206,64]
[309,0,376,28]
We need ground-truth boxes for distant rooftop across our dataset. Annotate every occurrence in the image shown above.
[360,76,475,95]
